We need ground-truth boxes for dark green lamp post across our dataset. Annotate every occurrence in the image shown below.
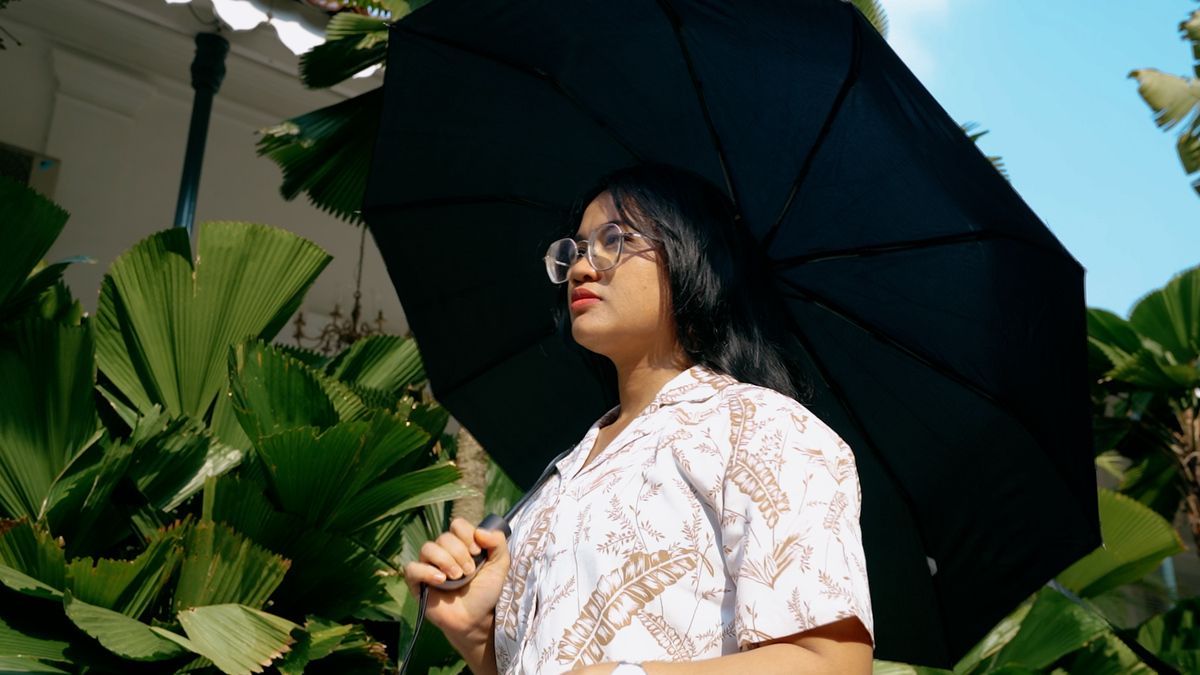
[173,32,229,235]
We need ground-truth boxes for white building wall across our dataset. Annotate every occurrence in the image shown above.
[0,0,408,339]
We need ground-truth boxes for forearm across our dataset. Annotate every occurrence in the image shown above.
[443,614,498,675]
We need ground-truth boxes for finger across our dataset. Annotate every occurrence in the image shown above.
[403,561,447,595]
[420,540,465,580]
[475,528,509,562]
[436,531,476,576]
[449,518,482,556]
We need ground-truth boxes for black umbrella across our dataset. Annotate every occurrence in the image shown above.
[363,0,1099,667]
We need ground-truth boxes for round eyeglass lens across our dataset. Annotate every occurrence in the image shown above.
[544,238,577,284]
[589,223,624,271]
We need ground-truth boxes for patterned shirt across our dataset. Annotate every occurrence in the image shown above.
[493,365,873,674]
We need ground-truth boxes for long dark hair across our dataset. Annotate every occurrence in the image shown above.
[560,163,812,403]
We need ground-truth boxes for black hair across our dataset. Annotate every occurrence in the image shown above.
[558,162,813,403]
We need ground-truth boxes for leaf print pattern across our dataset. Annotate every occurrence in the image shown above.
[496,502,554,640]
[639,613,697,660]
[727,397,790,528]
[739,534,810,589]
[823,491,849,535]
[557,549,698,667]
[493,366,872,674]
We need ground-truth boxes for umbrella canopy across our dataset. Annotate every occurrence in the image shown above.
[362,0,1100,666]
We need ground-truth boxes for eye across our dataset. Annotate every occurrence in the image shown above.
[598,227,624,250]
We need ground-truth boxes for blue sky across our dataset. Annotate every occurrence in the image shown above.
[878,0,1200,315]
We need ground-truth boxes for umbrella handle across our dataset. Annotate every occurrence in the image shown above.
[399,513,512,675]
[428,513,512,591]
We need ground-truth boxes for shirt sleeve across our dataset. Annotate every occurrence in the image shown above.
[718,387,874,649]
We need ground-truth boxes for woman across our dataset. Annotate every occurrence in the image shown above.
[404,164,874,674]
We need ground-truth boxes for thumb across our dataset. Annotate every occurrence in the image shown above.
[474,527,509,563]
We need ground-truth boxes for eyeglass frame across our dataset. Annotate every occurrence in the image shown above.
[543,221,659,284]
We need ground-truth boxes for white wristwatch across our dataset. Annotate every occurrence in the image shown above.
[612,663,647,675]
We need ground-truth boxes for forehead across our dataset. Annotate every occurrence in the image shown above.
[575,192,619,236]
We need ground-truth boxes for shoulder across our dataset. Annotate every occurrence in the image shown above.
[716,381,818,431]
[714,381,853,462]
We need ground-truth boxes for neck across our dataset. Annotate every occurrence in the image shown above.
[609,347,691,424]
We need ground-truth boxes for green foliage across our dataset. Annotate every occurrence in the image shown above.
[300,13,389,89]
[850,0,888,39]
[257,89,383,223]
[961,123,1009,180]
[1136,597,1200,671]
[1088,265,1200,531]
[0,180,469,673]
[1131,8,1200,194]
[94,222,331,437]
[1055,489,1185,598]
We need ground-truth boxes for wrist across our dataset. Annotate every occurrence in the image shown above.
[446,617,497,675]
[445,612,495,650]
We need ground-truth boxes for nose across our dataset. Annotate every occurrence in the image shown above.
[568,249,600,284]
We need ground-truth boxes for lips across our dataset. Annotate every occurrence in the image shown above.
[570,287,601,311]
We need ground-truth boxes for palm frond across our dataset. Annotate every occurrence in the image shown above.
[301,13,389,89]
[849,0,888,39]
[94,222,331,432]
[257,89,383,223]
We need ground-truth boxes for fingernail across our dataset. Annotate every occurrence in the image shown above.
[450,566,463,579]
[471,545,481,555]
[433,571,446,582]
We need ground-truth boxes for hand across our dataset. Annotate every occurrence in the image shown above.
[403,517,511,638]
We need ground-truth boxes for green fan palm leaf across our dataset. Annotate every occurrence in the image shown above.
[94,222,331,442]
[0,178,69,319]
[62,592,188,662]
[257,90,383,223]
[158,604,300,675]
[0,318,100,520]
[300,13,389,89]
[1056,489,1185,598]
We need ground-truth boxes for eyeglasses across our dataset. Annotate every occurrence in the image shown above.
[543,221,657,284]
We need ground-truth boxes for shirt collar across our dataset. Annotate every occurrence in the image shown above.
[592,364,736,428]
[649,364,737,409]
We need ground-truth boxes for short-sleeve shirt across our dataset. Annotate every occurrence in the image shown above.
[493,365,873,674]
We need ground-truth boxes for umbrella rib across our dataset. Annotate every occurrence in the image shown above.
[654,0,742,213]
[763,3,863,252]
[390,24,644,163]
[771,230,1038,269]
[780,306,950,636]
[779,276,1052,454]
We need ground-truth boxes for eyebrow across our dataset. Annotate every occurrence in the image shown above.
[573,220,625,240]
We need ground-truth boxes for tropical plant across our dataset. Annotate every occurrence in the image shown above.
[1088,264,1200,556]
[0,177,473,674]
[1130,6,1200,195]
